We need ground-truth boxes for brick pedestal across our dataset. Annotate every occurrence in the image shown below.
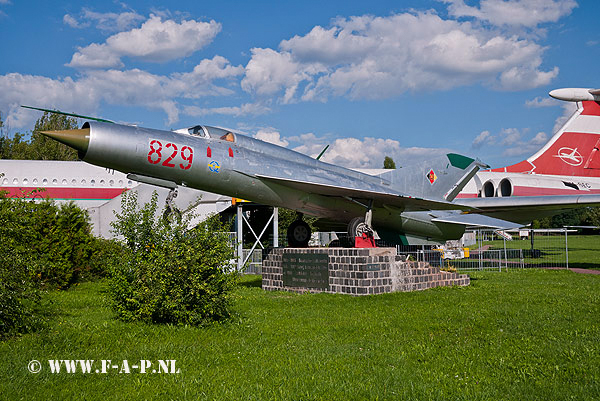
[262,247,469,295]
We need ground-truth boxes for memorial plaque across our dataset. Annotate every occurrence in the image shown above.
[282,253,329,289]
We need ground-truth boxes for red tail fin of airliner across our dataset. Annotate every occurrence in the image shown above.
[491,94,600,177]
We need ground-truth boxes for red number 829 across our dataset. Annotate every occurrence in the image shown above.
[147,140,194,170]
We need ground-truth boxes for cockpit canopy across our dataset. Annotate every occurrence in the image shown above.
[173,125,235,142]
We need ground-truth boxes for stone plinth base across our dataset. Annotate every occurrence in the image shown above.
[262,247,469,295]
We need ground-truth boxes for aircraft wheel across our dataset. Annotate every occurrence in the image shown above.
[287,220,311,248]
[347,216,369,239]
[163,206,182,223]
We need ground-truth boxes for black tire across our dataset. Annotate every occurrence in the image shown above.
[163,206,182,223]
[347,216,369,239]
[287,220,311,248]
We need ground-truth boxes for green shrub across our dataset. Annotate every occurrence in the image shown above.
[0,250,44,339]
[2,196,96,289]
[0,192,100,338]
[0,195,43,338]
[107,191,237,325]
[85,238,123,279]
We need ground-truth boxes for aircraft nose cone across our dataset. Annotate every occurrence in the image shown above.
[39,128,90,154]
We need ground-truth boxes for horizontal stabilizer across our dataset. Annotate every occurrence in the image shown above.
[431,211,520,230]
[457,194,600,224]
[458,194,600,209]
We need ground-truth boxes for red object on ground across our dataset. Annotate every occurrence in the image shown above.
[355,233,377,248]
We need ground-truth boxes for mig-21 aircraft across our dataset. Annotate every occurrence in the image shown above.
[27,87,600,247]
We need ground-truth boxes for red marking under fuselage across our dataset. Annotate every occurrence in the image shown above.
[0,186,127,200]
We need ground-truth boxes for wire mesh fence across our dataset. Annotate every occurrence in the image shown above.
[227,228,572,274]
[398,229,571,271]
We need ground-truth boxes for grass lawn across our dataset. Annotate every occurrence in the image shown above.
[1,270,599,400]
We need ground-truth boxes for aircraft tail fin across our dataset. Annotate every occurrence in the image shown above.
[491,90,600,177]
[385,153,486,202]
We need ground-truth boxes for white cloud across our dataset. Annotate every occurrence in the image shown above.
[183,102,270,117]
[494,127,548,156]
[500,127,522,146]
[503,132,548,156]
[290,134,449,168]
[0,73,93,128]
[443,0,577,27]
[241,11,560,103]
[63,14,82,29]
[63,9,144,32]
[530,131,548,145]
[525,96,559,107]
[67,14,221,68]
[254,129,289,147]
[0,56,243,128]
[470,127,549,156]
[85,9,145,32]
[242,48,325,103]
[472,130,495,148]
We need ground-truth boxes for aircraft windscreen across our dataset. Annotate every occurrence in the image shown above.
[175,125,236,142]
[187,125,207,137]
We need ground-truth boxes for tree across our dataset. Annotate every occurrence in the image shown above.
[383,156,396,169]
[0,111,79,160]
[29,112,79,160]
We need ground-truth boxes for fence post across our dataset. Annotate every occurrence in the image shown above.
[520,248,524,269]
[565,229,569,269]
[478,230,483,271]
[503,236,507,271]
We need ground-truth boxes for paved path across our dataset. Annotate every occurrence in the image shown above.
[545,267,600,275]
[570,268,600,275]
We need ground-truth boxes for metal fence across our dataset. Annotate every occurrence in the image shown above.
[241,249,263,274]
[399,229,571,271]
[227,228,571,274]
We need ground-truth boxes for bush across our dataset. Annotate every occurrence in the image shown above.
[0,250,43,339]
[0,194,42,338]
[107,191,237,325]
[0,192,99,338]
[1,196,96,289]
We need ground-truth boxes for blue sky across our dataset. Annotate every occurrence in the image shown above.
[1,0,599,168]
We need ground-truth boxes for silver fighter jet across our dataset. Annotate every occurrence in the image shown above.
[33,108,600,247]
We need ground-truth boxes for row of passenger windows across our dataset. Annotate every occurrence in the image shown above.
[1,178,133,187]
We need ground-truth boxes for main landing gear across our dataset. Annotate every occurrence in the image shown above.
[347,201,377,248]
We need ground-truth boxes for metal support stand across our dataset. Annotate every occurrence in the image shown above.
[237,204,243,271]
[235,204,279,272]
[273,207,279,248]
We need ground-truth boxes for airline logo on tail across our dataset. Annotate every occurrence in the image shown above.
[553,147,583,166]
[490,89,600,177]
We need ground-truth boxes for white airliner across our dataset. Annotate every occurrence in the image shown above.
[0,160,134,208]
[458,88,600,199]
